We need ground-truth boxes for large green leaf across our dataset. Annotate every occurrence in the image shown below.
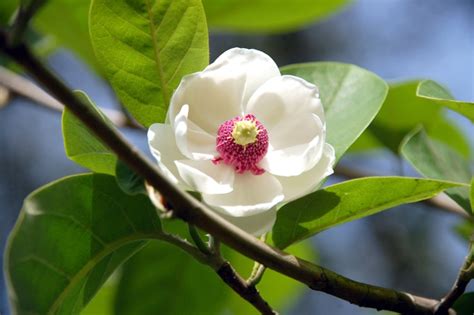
[5,173,161,315]
[350,81,470,156]
[62,91,116,175]
[272,177,462,248]
[114,221,312,315]
[203,0,349,33]
[454,292,474,315]
[281,62,388,161]
[89,0,209,127]
[34,0,97,68]
[400,128,472,213]
[417,80,474,122]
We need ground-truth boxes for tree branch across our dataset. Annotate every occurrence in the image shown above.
[434,236,474,314]
[0,34,455,315]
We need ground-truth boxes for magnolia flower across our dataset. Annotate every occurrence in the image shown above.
[148,48,335,235]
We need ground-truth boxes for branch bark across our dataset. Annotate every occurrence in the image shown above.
[434,237,474,314]
[0,33,456,315]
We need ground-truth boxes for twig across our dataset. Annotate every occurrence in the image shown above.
[247,234,268,286]
[434,235,474,314]
[335,165,471,220]
[217,262,276,315]
[157,231,277,314]
[8,0,46,46]
[0,33,455,315]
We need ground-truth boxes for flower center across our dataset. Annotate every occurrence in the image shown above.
[214,114,269,175]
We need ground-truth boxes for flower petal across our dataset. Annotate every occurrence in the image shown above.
[202,172,284,217]
[168,48,280,135]
[277,144,336,202]
[148,123,188,188]
[207,48,280,105]
[175,160,234,195]
[174,104,217,160]
[216,208,277,236]
[260,114,326,176]
[245,75,324,130]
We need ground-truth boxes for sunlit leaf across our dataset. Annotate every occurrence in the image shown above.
[5,174,160,314]
[272,177,462,248]
[417,80,474,122]
[281,62,388,161]
[62,90,116,175]
[401,127,472,213]
[89,0,209,127]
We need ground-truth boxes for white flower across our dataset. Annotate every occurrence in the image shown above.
[148,48,335,235]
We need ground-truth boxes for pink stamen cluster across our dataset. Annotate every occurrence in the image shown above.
[214,114,269,175]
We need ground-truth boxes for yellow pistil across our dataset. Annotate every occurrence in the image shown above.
[231,120,259,146]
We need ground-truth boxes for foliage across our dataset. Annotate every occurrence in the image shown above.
[2,0,473,314]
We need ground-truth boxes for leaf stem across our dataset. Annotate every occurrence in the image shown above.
[0,33,455,315]
[188,224,212,255]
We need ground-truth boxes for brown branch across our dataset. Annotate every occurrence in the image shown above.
[157,232,277,314]
[1,66,468,223]
[217,262,276,315]
[0,34,456,315]
[434,237,474,314]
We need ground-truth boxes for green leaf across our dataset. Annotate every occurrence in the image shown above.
[453,292,474,315]
[471,178,474,211]
[115,160,146,195]
[114,240,228,315]
[203,0,350,33]
[454,220,474,243]
[89,0,209,127]
[400,127,472,213]
[350,81,470,157]
[272,177,462,248]
[62,90,116,175]
[281,62,388,161]
[34,0,97,69]
[417,80,474,122]
[5,173,161,315]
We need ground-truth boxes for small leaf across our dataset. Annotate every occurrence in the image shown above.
[203,0,350,33]
[5,174,161,314]
[62,90,116,175]
[89,0,209,127]
[281,62,388,161]
[454,220,474,243]
[115,160,146,195]
[453,292,474,315]
[417,80,474,122]
[272,177,462,248]
[34,0,97,69]
[400,127,472,213]
[350,81,470,157]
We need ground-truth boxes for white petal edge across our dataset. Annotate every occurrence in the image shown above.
[216,208,277,236]
[174,104,217,160]
[206,48,281,105]
[147,123,189,189]
[202,172,284,217]
[175,160,234,195]
[260,114,326,177]
[245,75,324,130]
[168,48,280,135]
[277,144,336,203]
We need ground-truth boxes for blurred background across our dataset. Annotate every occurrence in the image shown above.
[1,0,473,314]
